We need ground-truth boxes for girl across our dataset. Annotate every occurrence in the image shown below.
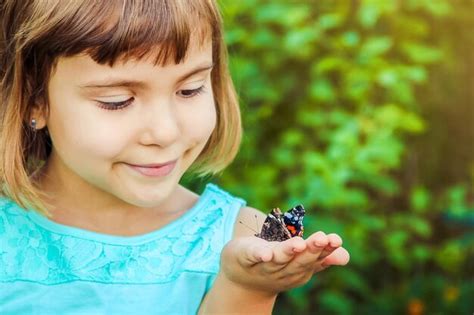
[0,0,349,314]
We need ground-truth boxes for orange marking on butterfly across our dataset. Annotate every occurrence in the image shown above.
[287,225,296,234]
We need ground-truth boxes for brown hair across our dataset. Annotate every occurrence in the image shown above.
[0,0,242,215]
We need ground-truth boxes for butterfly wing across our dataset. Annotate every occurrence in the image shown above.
[255,208,292,242]
[283,205,305,237]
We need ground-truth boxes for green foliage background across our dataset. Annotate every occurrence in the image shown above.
[188,0,474,313]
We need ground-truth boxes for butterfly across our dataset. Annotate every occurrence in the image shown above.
[255,205,305,242]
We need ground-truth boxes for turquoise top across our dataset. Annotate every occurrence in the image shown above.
[0,184,246,315]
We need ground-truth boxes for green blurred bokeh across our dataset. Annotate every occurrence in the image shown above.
[186,0,474,314]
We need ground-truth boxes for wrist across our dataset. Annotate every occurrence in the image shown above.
[199,273,278,315]
[219,272,279,299]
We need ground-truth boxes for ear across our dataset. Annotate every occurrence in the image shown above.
[29,101,48,130]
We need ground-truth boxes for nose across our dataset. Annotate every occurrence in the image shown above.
[138,98,180,147]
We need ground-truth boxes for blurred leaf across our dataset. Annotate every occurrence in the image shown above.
[410,186,431,213]
[312,57,346,75]
[401,42,443,64]
[445,185,470,216]
[255,3,310,26]
[319,290,353,314]
[408,216,432,238]
[378,69,399,87]
[357,3,380,28]
[407,0,452,16]
[318,13,343,30]
[217,0,474,313]
[412,244,431,263]
[310,79,336,102]
[434,242,465,274]
[402,66,427,83]
[250,28,277,49]
[341,31,360,47]
[360,36,393,57]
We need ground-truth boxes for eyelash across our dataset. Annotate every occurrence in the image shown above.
[96,86,207,111]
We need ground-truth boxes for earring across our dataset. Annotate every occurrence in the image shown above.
[30,118,37,131]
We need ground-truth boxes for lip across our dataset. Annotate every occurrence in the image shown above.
[125,160,177,177]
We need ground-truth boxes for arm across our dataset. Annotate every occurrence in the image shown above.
[199,207,276,315]
[199,207,350,315]
[198,273,277,315]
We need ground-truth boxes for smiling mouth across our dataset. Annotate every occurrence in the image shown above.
[125,160,177,177]
[128,160,177,168]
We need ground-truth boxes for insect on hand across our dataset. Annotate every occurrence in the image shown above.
[240,205,306,242]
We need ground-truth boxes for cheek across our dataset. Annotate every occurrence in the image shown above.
[78,125,126,158]
[48,102,126,160]
[181,98,217,144]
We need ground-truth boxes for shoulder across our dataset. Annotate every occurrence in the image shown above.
[192,183,262,238]
[0,195,26,218]
[0,195,13,208]
[0,196,34,231]
[233,206,267,238]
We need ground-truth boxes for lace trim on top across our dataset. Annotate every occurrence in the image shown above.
[0,184,245,284]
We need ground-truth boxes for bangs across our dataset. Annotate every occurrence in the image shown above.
[1,0,240,216]
[39,0,218,66]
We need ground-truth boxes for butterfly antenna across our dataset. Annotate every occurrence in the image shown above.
[238,220,258,234]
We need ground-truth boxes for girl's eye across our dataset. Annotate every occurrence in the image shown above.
[96,97,134,111]
[178,86,206,98]
[95,86,205,111]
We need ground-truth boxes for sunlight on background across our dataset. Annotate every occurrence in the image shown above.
[192,0,474,314]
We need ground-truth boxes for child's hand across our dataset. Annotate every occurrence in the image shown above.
[220,232,350,295]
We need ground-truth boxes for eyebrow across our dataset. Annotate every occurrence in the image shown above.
[79,62,214,89]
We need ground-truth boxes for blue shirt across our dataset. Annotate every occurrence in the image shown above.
[0,184,246,315]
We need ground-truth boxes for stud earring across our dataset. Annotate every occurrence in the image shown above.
[30,118,37,131]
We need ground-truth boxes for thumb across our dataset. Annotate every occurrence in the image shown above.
[223,237,274,267]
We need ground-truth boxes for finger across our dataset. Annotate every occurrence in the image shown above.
[284,232,328,270]
[327,233,343,247]
[306,231,329,254]
[321,247,350,267]
[271,237,306,265]
[319,233,342,259]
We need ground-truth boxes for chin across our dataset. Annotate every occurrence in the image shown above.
[121,185,176,208]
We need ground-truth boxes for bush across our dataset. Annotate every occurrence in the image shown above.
[186,0,474,313]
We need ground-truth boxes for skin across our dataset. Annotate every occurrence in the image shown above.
[31,34,349,314]
[33,37,216,235]
[199,208,350,314]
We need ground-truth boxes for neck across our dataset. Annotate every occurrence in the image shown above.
[32,156,197,236]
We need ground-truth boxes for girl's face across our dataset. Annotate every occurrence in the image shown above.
[41,37,216,209]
